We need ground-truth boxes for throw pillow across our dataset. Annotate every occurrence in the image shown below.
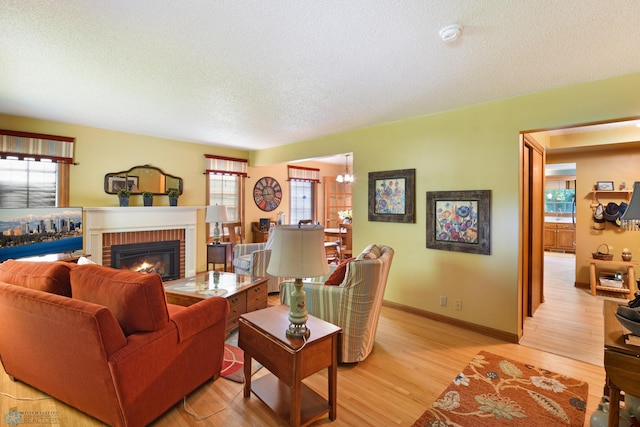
[71,264,170,336]
[325,258,355,286]
[0,260,74,296]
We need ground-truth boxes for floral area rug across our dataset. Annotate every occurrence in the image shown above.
[221,331,261,383]
[412,351,588,426]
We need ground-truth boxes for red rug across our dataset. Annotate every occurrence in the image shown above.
[220,344,261,383]
[412,351,588,426]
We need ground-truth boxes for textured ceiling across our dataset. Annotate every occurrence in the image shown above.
[2,1,640,151]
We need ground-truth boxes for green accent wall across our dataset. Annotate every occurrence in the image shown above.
[252,72,640,335]
[3,71,640,337]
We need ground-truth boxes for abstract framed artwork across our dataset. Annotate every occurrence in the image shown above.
[426,190,491,255]
[368,168,415,223]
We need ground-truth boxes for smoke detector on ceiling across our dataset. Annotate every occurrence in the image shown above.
[439,24,462,42]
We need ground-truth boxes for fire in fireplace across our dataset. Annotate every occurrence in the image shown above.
[111,240,180,281]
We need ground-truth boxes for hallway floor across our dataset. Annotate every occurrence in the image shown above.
[520,252,625,367]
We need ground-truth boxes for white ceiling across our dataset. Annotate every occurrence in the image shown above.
[2,1,640,151]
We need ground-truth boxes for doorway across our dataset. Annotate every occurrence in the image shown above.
[519,118,640,356]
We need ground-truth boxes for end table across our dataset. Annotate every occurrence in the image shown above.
[239,305,342,427]
[207,242,233,271]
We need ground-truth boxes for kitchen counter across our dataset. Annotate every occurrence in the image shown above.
[545,216,574,224]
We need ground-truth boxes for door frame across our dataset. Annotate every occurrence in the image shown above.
[519,133,546,337]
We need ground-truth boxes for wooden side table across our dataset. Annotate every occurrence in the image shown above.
[603,300,640,427]
[207,242,233,271]
[239,305,342,427]
[589,258,637,299]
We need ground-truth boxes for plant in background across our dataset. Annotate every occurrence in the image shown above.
[338,209,352,223]
[117,188,130,199]
[167,189,179,206]
[142,191,153,207]
[117,188,130,207]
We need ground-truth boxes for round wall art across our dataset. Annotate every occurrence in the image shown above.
[253,176,282,212]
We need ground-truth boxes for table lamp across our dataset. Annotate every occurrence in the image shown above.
[206,205,228,244]
[621,182,640,231]
[267,224,329,338]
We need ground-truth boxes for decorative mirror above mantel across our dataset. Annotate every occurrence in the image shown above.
[104,165,183,195]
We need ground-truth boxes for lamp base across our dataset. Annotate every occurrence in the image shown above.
[286,323,310,338]
[287,278,310,338]
[213,222,221,244]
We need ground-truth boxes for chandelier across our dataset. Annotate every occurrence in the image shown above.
[336,154,353,183]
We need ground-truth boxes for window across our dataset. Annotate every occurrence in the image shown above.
[204,155,247,239]
[0,129,75,208]
[290,180,315,224]
[208,174,240,220]
[545,178,576,214]
[0,158,58,207]
[288,165,320,224]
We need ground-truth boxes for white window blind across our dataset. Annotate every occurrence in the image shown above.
[0,158,57,207]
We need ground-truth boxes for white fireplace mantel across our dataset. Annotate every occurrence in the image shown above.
[84,207,202,277]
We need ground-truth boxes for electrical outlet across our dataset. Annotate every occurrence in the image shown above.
[454,299,462,311]
[439,296,447,307]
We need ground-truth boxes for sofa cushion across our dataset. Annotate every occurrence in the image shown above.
[0,260,74,296]
[70,265,170,336]
[233,254,251,272]
[324,258,355,286]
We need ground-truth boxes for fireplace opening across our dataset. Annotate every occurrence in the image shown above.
[111,240,180,281]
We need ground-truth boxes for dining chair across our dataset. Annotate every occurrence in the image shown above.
[222,222,243,246]
[340,223,352,259]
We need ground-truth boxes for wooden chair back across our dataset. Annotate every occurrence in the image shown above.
[298,219,313,225]
[340,223,353,259]
[222,222,243,245]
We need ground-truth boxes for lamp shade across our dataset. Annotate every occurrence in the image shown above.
[267,225,330,279]
[205,205,228,223]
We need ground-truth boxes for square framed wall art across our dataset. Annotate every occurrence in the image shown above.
[368,168,416,223]
[426,189,491,255]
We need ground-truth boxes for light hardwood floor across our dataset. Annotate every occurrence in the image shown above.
[521,251,617,367]
[0,264,608,426]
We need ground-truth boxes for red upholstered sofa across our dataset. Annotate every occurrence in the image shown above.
[0,260,228,427]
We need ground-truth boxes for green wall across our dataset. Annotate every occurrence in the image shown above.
[253,72,640,335]
[4,72,640,336]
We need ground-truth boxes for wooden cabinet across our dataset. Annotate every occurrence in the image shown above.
[226,281,268,333]
[251,222,269,243]
[544,222,575,252]
[207,242,233,271]
[324,176,352,228]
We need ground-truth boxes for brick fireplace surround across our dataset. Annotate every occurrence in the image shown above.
[84,207,200,278]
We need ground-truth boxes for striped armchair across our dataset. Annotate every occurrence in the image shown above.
[232,233,284,293]
[280,243,394,363]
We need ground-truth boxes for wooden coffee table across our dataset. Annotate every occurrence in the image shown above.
[164,270,268,334]
[239,305,342,427]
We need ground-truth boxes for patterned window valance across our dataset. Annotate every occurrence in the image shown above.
[204,155,248,176]
[288,165,320,182]
[0,129,75,163]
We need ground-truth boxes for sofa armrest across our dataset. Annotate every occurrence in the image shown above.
[234,242,266,258]
[169,297,229,342]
